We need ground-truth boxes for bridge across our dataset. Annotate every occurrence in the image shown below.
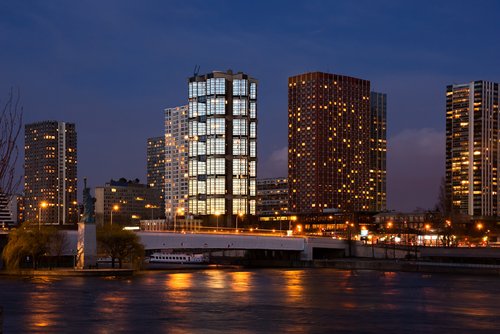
[2,229,351,261]
[59,230,350,261]
[137,231,353,260]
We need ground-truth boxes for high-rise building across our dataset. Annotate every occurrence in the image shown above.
[257,177,288,216]
[446,81,499,217]
[24,121,78,225]
[288,72,371,214]
[147,136,165,218]
[188,70,257,226]
[369,92,387,212]
[164,105,189,222]
[95,178,162,226]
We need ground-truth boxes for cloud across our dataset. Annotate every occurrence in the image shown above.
[259,146,288,179]
[387,128,445,211]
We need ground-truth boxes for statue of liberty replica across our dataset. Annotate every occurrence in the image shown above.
[77,178,97,269]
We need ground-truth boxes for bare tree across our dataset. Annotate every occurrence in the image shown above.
[0,88,23,202]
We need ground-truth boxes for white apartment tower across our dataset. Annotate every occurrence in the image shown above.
[446,81,499,217]
[164,105,189,222]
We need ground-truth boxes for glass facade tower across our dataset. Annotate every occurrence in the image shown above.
[188,70,257,226]
[369,92,387,212]
[147,136,166,218]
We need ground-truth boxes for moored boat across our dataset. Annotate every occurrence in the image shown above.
[146,252,210,269]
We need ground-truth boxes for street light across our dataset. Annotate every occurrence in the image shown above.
[38,201,48,230]
[110,205,119,225]
[174,207,184,232]
[215,211,220,231]
[289,216,297,232]
[236,212,243,232]
[145,204,157,219]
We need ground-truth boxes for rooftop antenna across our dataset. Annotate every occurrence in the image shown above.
[193,65,200,77]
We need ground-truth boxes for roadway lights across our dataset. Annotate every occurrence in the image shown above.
[38,201,48,230]
[110,204,119,225]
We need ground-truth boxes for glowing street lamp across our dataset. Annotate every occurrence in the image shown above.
[476,223,483,231]
[110,204,119,225]
[236,212,243,232]
[145,204,158,219]
[215,211,220,231]
[38,201,48,230]
[174,207,184,232]
[289,215,297,231]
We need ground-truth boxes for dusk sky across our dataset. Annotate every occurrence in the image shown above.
[1,0,499,211]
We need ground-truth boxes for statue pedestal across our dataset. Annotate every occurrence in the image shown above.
[77,222,97,269]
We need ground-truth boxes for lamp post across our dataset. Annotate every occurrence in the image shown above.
[38,201,48,230]
[174,207,184,232]
[345,221,353,257]
[215,211,220,231]
[289,216,297,233]
[110,205,119,225]
[145,204,157,220]
[424,224,431,247]
[236,212,243,232]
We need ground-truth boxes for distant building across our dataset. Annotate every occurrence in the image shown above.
[95,179,162,226]
[0,193,17,228]
[188,70,257,227]
[257,178,288,216]
[446,81,499,217]
[24,121,78,226]
[147,136,165,218]
[164,105,189,222]
[374,211,441,231]
[288,72,371,215]
[369,92,387,212]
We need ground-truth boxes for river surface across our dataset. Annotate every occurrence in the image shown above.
[0,268,499,333]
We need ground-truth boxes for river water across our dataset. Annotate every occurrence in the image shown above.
[0,268,499,333]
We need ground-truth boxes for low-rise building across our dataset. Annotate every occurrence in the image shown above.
[95,178,161,227]
[257,177,288,216]
[0,193,17,229]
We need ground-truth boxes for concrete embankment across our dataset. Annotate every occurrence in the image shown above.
[244,258,500,276]
[0,269,134,277]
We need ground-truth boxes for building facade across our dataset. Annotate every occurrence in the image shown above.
[24,121,78,226]
[257,177,288,216]
[288,72,371,215]
[0,193,17,228]
[446,81,499,217]
[147,136,165,218]
[188,70,257,226]
[95,179,162,226]
[164,105,189,222]
[369,92,387,212]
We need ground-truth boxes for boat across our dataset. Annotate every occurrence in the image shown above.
[146,252,210,269]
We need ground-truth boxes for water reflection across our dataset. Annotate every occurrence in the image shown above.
[1,270,499,333]
[204,270,227,290]
[282,270,304,303]
[26,276,60,330]
[166,273,193,290]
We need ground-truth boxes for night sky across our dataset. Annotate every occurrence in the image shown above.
[1,0,499,211]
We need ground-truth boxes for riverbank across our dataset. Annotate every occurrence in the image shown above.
[244,258,500,276]
[0,268,134,277]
